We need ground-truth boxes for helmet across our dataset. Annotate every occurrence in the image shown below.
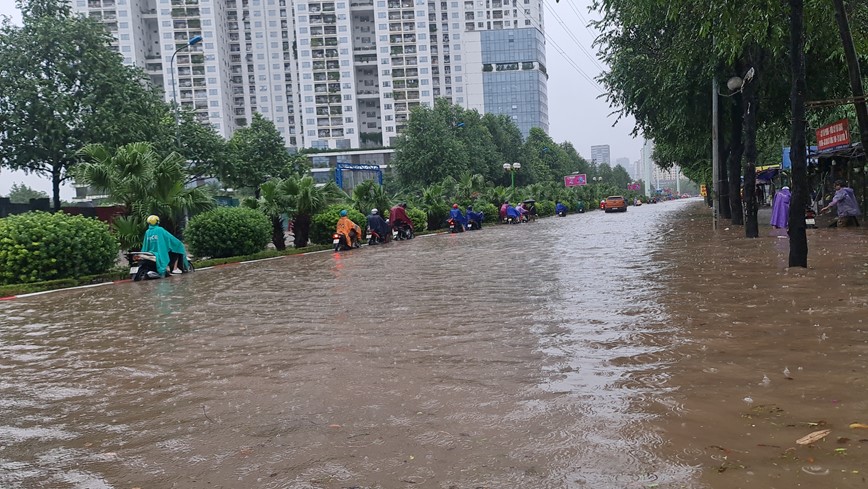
[340,209,348,217]
[371,208,378,215]
[146,215,160,225]
[400,202,407,208]
[452,203,459,209]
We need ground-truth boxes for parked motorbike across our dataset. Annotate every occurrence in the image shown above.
[556,210,567,217]
[466,219,482,230]
[805,206,817,228]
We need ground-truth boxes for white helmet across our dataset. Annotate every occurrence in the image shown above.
[371,208,378,214]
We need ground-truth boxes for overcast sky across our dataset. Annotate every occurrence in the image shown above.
[0,0,643,199]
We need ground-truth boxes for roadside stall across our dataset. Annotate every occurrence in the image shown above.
[808,119,866,218]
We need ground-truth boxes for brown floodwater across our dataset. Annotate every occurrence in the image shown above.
[1,200,866,488]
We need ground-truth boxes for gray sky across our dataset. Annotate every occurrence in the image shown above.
[0,0,642,199]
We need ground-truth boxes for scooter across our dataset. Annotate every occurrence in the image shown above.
[393,222,414,240]
[366,228,389,245]
[805,206,817,228]
[466,219,482,230]
[448,218,465,233]
[556,210,567,217]
[127,252,193,281]
[333,231,361,251]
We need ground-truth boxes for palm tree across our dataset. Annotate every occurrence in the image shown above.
[351,179,392,216]
[77,142,214,235]
[284,174,346,248]
[243,177,292,250]
[420,182,449,229]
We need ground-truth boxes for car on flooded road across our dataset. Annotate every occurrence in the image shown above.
[604,196,628,212]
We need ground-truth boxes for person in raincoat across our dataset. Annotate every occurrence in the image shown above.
[389,202,414,232]
[466,205,484,229]
[366,208,391,242]
[141,215,191,277]
[335,209,361,247]
[506,203,520,222]
[449,203,467,229]
[769,186,791,229]
[555,201,568,216]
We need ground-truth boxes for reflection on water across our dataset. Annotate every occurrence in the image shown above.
[1,201,698,488]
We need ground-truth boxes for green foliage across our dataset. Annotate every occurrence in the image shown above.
[111,215,146,252]
[226,113,292,194]
[0,211,118,284]
[151,111,232,182]
[471,202,499,224]
[351,179,392,216]
[75,142,214,235]
[405,207,428,232]
[5,182,48,203]
[185,207,271,258]
[309,205,366,245]
[536,200,556,217]
[0,0,168,209]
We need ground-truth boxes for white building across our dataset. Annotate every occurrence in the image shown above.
[590,144,610,166]
[73,0,548,150]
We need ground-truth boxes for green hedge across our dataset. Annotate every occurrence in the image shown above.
[0,211,118,285]
[406,207,428,232]
[185,207,271,258]
[536,200,556,217]
[310,205,367,245]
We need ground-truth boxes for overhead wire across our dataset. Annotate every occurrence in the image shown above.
[515,1,605,94]
[543,2,605,72]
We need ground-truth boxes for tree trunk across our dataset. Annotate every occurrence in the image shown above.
[51,165,62,212]
[272,215,286,251]
[788,0,809,267]
[742,55,761,238]
[728,93,745,225]
[832,0,868,155]
[293,213,311,248]
[718,101,732,219]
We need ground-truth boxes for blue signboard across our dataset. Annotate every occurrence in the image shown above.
[782,146,818,169]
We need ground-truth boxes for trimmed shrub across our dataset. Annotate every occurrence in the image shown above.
[471,202,499,224]
[310,205,367,245]
[185,207,271,258]
[536,200,556,217]
[0,211,118,285]
[406,207,428,232]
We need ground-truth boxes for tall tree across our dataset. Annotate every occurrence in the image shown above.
[226,112,291,197]
[0,0,167,210]
[393,99,468,187]
[831,0,868,157]
[6,182,49,203]
[787,0,809,267]
[151,111,233,183]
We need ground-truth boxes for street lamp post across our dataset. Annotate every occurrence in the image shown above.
[503,162,521,200]
[170,35,203,147]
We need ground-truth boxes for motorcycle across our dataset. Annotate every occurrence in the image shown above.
[333,230,361,251]
[127,252,193,281]
[393,222,414,240]
[805,206,817,228]
[366,228,389,245]
[448,218,465,233]
[556,210,567,217]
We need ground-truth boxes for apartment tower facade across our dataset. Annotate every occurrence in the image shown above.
[72,0,548,149]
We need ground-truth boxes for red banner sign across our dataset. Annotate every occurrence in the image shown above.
[816,119,850,151]
[564,174,587,187]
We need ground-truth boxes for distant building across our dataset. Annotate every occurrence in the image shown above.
[615,157,630,169]
[590,145,611,165]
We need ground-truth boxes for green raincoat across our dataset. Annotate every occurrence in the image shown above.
[141,224,190,277]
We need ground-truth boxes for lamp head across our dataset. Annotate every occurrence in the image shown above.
[189,35,203,46]
[726,76,743,92]
[512,162,521,170]
[503,163,511,170]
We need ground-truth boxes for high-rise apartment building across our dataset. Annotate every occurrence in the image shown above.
[72,0,548,150]
[590,144,610,165]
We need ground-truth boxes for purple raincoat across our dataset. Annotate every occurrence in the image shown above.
[770,187,791,228]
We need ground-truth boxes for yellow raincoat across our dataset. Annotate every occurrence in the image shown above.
[336,216,361,246]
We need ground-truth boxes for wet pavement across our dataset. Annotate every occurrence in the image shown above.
[1,200,866,488]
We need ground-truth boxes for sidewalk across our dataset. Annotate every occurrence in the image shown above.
[649,202,868,487]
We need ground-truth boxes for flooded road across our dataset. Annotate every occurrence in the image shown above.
[4,199,864,488]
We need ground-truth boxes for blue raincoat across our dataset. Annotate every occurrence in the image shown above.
[141,224,190,277]
[449,208,467,227]
[467,209,484,224]
[506,205,519,219]
[556,202,568,214]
